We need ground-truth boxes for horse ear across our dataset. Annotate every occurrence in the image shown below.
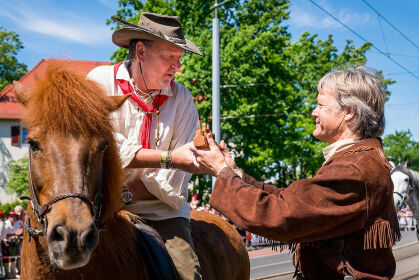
[405,158,412,169]
[109,94,131,111]
[389,161,395,169]
[13,81,31,106]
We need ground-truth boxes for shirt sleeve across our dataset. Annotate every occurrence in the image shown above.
[210,163,367,243]
[141,87,199,209]
[0,222,5,239]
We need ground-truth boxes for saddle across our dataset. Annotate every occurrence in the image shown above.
[132,222,180,280]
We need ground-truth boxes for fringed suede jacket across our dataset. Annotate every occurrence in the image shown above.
[210,138,400,280]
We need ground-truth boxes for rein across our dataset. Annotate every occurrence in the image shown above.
[21,147,106,241]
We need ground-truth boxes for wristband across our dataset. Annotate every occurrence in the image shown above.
[160,150,168,168]
[166,150,175,169]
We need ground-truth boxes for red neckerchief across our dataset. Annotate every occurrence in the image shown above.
[114,61,172,149]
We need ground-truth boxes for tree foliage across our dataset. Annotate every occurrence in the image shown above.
[383,130,419,170]
[6,157,29,198]
[0,200,28,215]
[0,27,27,91]
[109,0,392,201]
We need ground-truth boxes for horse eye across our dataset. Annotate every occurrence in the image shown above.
[27,139,41,152]
[404,178,409,182]
[99,141,108,153]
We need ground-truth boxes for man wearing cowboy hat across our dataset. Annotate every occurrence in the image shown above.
[87,12,202,280]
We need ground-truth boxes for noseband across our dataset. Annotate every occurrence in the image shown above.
[21,148,106,240]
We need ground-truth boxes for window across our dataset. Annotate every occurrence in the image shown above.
[21,127,28,145]
[11,125,28,146]
[11,126,20,146]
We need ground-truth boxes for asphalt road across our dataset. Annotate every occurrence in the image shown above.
[250,230,419,280]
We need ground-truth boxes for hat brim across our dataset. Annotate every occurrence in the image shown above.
[112,27,203,56]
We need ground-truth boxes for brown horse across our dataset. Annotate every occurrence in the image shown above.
[15,63,250,280]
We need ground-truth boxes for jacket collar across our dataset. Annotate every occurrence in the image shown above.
[323,138,392,170]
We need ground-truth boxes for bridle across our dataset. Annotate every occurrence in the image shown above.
[21,147,106,241]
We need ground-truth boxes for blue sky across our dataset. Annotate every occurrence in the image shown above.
[1,0,418,140]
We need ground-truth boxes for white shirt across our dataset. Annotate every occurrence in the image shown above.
[87,61,198,220]
[322,138,360,164]
[1,219,23,239]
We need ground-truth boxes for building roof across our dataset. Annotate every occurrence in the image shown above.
[0,59,110,120]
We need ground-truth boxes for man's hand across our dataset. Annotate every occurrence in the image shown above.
[126,179,156,201]
[193,133,228,177]
[172,142,204,174]
[219,140,236,169]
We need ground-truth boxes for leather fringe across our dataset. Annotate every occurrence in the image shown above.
[363,220,401,250]
[259,236,297,252]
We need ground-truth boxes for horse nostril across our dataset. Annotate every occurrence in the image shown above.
[80,223,99,251]
[49,224,68,244]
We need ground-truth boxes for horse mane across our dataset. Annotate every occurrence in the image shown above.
[23,62,115,137]
[22,62,124,222]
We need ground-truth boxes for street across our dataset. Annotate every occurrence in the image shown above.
[249,231,419,280]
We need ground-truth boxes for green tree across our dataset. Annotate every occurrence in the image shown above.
[0,200,28,215]
[6,157,29,198]
[383,130,419,170]
[0,27,27,91]
[109,0,392,201]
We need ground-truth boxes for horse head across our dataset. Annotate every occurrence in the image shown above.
[14,64,130,270]
[391,160,413,211]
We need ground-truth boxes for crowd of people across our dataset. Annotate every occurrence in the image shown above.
[0,206,25,279]
[398,205,417,231]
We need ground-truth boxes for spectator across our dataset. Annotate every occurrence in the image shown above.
[398,210,407,231]
[2,212,23,279]
[189,194,201,210]
[405,206,414,231]
[14,206,25,224]
[0,210,5,240]
[13,206,25,276]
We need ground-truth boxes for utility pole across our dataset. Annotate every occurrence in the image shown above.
[211,0,232,188]
[211,0,231,188]
[212,0,220,148]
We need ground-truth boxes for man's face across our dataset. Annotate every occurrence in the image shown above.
[9,215,16,224]
[311,86,347,144]
[139,40,185,90]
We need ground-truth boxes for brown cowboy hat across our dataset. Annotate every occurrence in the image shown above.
[111,12,202,56]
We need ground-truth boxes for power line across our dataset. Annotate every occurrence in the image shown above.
[369,51,419,59]
[220,83,269,88]
[387,101,419,107]
[387,70,419,76]
[377,15,390,56]
[307,0,419,81]
[221,113,282,120]
[362,0,419,52]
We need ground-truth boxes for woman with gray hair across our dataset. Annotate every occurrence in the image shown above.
[172,65,400,279]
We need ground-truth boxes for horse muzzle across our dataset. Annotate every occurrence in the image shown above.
[47,220,99,270]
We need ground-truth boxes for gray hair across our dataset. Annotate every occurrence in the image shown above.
[128,39,153,61]
[317,65,387,139]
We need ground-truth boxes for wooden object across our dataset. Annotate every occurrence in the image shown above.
[193,121,209,148]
